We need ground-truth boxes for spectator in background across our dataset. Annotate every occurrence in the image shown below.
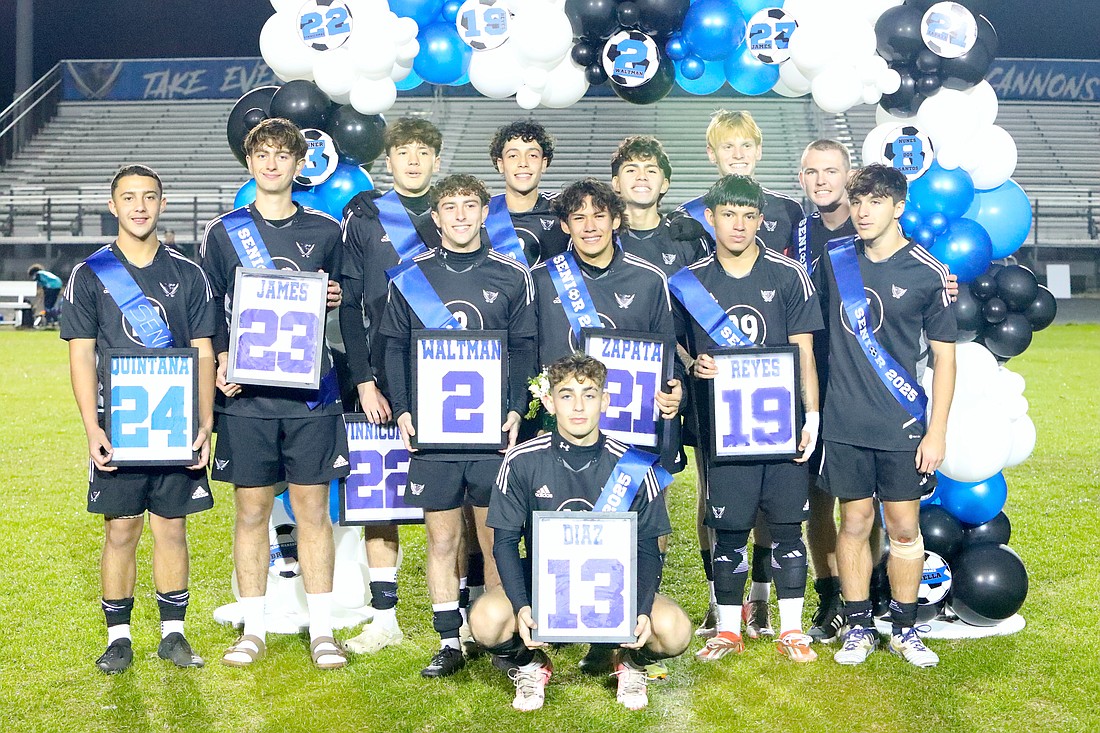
[28,263,63,328]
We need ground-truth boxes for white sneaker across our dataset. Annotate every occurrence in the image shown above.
[344,622,404,654]
[695,604,718,639]
[612,659,649,710]
[889,627,939,668]
[834,627,879,665]
[509,654,552,712]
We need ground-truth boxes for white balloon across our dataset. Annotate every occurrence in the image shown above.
[516,85,542,110]
[963,80,999,128]
[963,125,1018,190]
[876,68,901,95]
[269,0,301,12]
[860,0,904,24]
[344,0,389,18]
[812,65,864,114]
[393,16,419,45]
[771,76,809,98]
[1000,394,1029,421]
[345,25,398,80]
[996,366,1026,397]
[329,89,352,105]
[779,60,812,94]
[862,84,882,106]
[954,342,1001,403]
[861,55,889,85]
[350,76,397,115]
[468,45,524,99]
[940,405,1014,483]
[917,89,978,143]
[540,56,589,108]
[789,24,833,79]
[524,67,550,93]
[1004,414,1036,468]
[260,13,319,81]
[390,59,413,82]
[875,105,916,127]
[396,39,420,65]
[313,48,358,98]
[512,1,573,68]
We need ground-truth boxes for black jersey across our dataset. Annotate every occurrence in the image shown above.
[199,203,345,418]
[676,188,805,253]
[621,219,708,277]
[815,240,956,451]
[531,246,675,368]
[339,192,438,389]
[379,245,538,456]
[61,244,217,411]
[506,190,570,266]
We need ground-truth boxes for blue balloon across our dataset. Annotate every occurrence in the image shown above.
[279,479,342,524]
[291,188,327,212]
[900,208,923,236]
[929,217,993,282]
[970,179,1033,259]
[724,45,779,96]
[738,0,782,22]
[391,0,445,26]
[682,0,746,61]
[315,162,373,219]
[447,70,471,87]
[913,225,937,247]
[679,55,706,81]
[414,21,471,85]
[395,67,423,91]
[926,211,949,236]
[936,472,1008,526]
[441,0,461,23]
[233,179,257,209]
[665,34,688,62]
[908,162,976,220]
[677,58,726,95]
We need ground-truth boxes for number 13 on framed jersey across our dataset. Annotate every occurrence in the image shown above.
[708,346,802,462]
[411,329,507,451]
[104,348,199,467]
[531,511,638,644]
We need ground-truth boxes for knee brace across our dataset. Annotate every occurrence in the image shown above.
[712,529,750,606]
[432,609,463,637]
[769,523,808,600]
[889,532,925,561]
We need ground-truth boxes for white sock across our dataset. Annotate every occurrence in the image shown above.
[240,596,266,641]
[749,581,771,603]
[440,638,461,651]
[778,597,805,635]
[368,566,398,584]
[717,604,741,635]
[708,581,717,607]
[107,624,131,645]
[306,592,334,641]
[161,620,184,638]
[372,607,398,627]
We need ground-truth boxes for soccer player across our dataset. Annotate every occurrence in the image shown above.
[28,263,63,328]
[62,164,215,673]
[339,117,444,654]
[200,118,349,670]
[673,175,822,662]
[610,135,708,276]
[472,352,692,712]
[487,120,570,266]
[380,173,536,678]
[815,164,956,668]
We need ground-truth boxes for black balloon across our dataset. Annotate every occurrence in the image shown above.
[243,107,267,132]
[571,40,597,67]
[996,265,1040,311]
[916,599,946,623]
[982,296,1007,324]
[917,73,943,96]
[564,0,620,40]
[269,80,331,131]
[952,285,983,341]
[950,544,1028,626]
[940,15,998,90]
[585,62,608,85]
[633,0,689,37]
[227,86,279,166]
[328,106,386,165]
[916,48,941,74]
[920,505,966,561]
[617,1,640,28]
[1024,286,1057,331]
[611,48,675,105]
[904,0,990,14]
[879,73,925,117]
[970,271,998,301]
[984,312,1033,359]
[874,5,926,64]
[963,511,1011,546]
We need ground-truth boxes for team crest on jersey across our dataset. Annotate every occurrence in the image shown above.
[615,293,635,309]
[711,506,725,519]
[483,289,499,304]
[552,296,561,304]
[763,219,777,232]
[159,282,179,298]
[90,491,100,502]
[662,253,676,265]
[381,234,391,243]
[892,284,907,299]
[535,485,553,499]
[214,458,229,470]
[410,482,425,496]
[296,241,316,258]
[541,218,555,231]
[761,289,776,303]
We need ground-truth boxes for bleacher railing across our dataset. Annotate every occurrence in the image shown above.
[0,63,62,168]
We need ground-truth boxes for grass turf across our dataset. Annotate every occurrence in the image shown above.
[1,326,1097,733]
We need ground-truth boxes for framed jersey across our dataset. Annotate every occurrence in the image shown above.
[410,329,508,451]
[103,347,199,467]
[227,268,329,390]
[707,345,802,462]
[339,414,421,526]
[531,511,638,644]
[582,328,673,449]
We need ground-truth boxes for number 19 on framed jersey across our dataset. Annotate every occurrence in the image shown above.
[104,348,199,467]
[709,346,802,462]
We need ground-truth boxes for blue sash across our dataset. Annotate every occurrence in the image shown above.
[485,194,529,265]
[386,260,462,330]
[306,366,341,410]
[376,190,429,262]
[546,252,602,338]
[222,207,275,269]
[681,196,715,240]
[594,447,672,513]
[85,247,174,348]
[668,267,754,348]
[827,236,927,423]
[793,212,817,276]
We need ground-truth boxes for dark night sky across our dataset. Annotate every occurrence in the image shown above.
[1,0,1098,104]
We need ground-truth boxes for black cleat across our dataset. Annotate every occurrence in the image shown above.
[157,632,205,668]
[96,639,133,675]
[808,596,845,642]
[420,646,466,678]
[578,644,615,676]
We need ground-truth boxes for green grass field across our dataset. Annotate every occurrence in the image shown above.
[2,326,1097,733]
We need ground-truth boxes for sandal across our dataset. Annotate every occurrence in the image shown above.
[221,634,265,667]
[310,636,348,670]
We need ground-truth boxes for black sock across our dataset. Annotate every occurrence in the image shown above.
[432,609,463,642]
[889,600,918,634]
[156,588,189,623]
[369,581,398,610]
[842,600,874,629]
[700,549,714,582]
[458,586,470,611]
[751,543,773,584]
[485,634,535,667]
[466,551,485,588]
[102,597,134,628]
[814,576,841,601]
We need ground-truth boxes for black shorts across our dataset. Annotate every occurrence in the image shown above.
[819,441,934,503]
[405,456,501,511]
[703,459,809,531]
[88,463,213,518]
[211,413,351,487]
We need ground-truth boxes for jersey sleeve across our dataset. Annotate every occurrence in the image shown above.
[59,264,100,341]
[378,280,412,341]
[199,220,233,354]
[922,273,957,343]
[339,215,377,385]
[631,470,672,540]
[487,453,532,533]
[185,263,218,340]
[783,264,824,336]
